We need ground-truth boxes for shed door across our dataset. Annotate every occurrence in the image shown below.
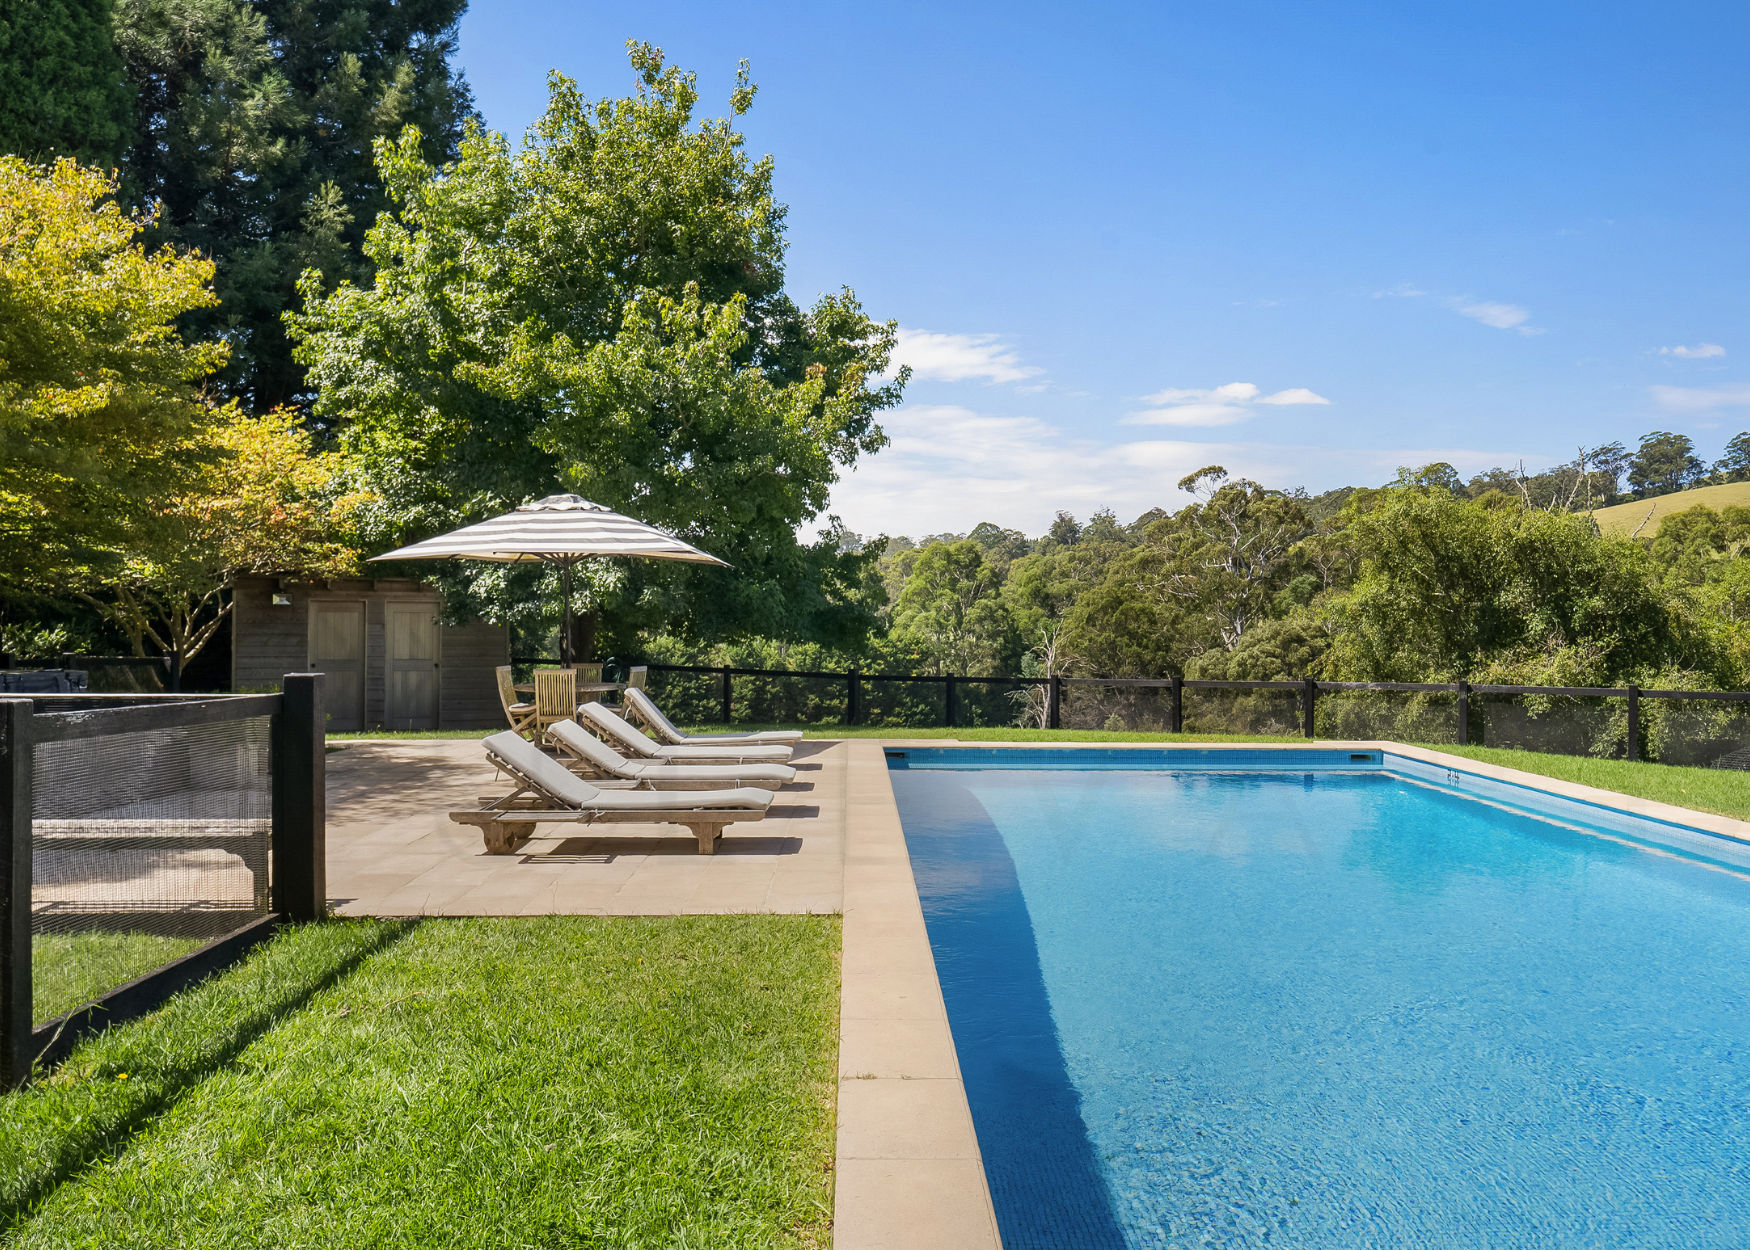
[387,604,441,731]
[308,602,365,732]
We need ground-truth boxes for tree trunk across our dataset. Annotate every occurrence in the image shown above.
[569,610,598,664]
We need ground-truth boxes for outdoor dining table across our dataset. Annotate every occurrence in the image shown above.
[514,682,623,696]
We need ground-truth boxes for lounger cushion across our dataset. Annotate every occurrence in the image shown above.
[624,688,804,745]
[580,703,792,762]
[484,731,602,808]
[549,721,795,784]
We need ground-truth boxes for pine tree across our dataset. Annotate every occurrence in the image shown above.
[0,0,132,164]
[114,0,475,412]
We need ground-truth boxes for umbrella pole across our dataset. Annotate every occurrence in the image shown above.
[561,560,573,669]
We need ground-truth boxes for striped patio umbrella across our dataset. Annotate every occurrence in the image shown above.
[369,494,728,666]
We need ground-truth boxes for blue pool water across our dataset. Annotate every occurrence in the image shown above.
[888,753,1750,1248]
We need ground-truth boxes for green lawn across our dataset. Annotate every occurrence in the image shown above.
[1418,743,1750,823]
[32,933,207,1025]
[3,915,840,1248]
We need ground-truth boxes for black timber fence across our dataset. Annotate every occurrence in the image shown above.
[629,663,1750,769]
[1,673,326,1087]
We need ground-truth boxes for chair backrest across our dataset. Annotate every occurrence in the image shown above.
[627,665,648,691]
[483,731,600,808]
[495,666,520,714]
[547,720,635,776]
[575,662,603,684]
[579,701,664,757]
[623,687,684,743]
[533,668,577,719]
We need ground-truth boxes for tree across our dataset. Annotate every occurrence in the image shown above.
[0,0,132,165]
[78,406,364,679]
[1628,431,1705,499]
[1135,467,1311,652]
[1714,432,1750,483]
[114,0,475,410]
[0,156,227,592]
[291,46,905,653]
[891,541,1011,675]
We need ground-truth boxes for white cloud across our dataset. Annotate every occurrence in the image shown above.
[890,328,1043,385]
[1661,343,1726,359]
[1454,300,1530,330]
[1373,284,1427,298]
[827,403,1538,536]
[1256,387,1331,406]
[1123,381,1329,426]
[1650,384,1750,412]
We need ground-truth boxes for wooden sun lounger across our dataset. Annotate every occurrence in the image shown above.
[451,731,773,854]
[621,686,805,745]
[577,702,794,764]
[547,719,795,790]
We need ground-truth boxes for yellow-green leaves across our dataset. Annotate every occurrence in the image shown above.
[0,156,227,587]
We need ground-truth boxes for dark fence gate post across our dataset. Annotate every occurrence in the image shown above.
[720,667,732,725]
[1302,677,1317,739]
[1456,681,1469,746]
[272,673,326,923]
[1626,683,1640,762]
[1048,676,1062,730]
[847,671,860,726]
[944,677,957,729]
[1,699,32,1088]
[1169,675,1184,734]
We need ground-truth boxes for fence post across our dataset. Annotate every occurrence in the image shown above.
[847,671,860,726]
[272,673,326,923]
[1626,683,1640,762]
[1456,681,1469,746]
[1169,674,1184,734]
[720,667,732,725]
[945,676,957,729]
[1048,675,1062,730]
[1,699,32,1088]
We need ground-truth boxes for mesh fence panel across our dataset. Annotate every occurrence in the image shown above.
[1474,693,1624,758]
[644,669,724,726]
[1317,689,1461,744]
[1184,687,1303,736]
[733,674,849,725]
[860,678,946,729]
[31,716,273,943]
[1647,697,1750,768]
[1061,684,1176,732]
[955,680,1040,729]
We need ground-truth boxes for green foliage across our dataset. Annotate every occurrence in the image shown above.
[114,0,475,410]
[0,157,227,593]
[292,47,903,652]
[1629,430,1706,499]
[0,0,132,165]
[1330,490,1689,683]
[891,540,1011,674]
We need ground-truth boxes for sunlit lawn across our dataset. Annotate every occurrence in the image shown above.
[3,915,840,1248]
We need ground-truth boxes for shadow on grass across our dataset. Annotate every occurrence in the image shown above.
[1,918,418,1227]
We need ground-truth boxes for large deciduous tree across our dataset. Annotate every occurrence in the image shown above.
[290,45,905,654]
[114,0,474,410]
[0,156,226,592]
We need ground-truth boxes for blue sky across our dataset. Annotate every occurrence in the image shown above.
[458,0,1750,538]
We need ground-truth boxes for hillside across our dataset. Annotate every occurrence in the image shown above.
[1589,481,1750,539]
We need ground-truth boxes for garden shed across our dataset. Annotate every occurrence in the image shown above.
[230,575,509,732]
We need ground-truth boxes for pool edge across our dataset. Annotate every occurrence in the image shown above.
[834,738,1004,1250]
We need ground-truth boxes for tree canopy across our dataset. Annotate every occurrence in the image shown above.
[291,45,905,654]
[0,0,132,165]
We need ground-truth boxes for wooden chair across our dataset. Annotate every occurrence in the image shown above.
[532,668,578,741]
[495,666,537,738]
[575,662,604,685]
[627,666,648,691]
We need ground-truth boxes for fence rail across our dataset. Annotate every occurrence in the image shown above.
[1,674,326,1087]
[624,663,1750,763]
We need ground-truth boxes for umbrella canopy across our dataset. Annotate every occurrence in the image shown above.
[369,494,728,566]
[369,494,728,665]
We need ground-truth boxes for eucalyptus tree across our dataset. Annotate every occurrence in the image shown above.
[291,45,906,652]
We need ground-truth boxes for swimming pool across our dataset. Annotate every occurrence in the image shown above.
[887,747,1750,1248]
